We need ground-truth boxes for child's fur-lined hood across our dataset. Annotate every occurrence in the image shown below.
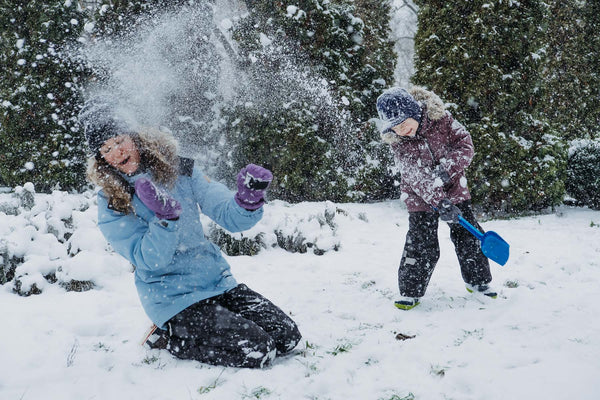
[381,86,446,144]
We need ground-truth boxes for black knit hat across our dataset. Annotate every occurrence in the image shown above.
[78,96,131,155]
[376,87,422,134]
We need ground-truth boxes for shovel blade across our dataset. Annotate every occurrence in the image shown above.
[481,231,510,266]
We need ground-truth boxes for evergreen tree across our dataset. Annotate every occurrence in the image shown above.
[220,0,398,202]
[566,141,600,209]
[90,0,189,36]
[353,0,405,200]
[413,0,566,214]
[0,0,88,191]
[544,0,600,141]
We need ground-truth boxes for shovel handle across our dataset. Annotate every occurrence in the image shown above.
[432,205,484,241]
[457,215,484,241]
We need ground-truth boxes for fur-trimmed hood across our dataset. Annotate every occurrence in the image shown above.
[408,86,446,120]
[87,128,179,213]
[381,86,446,144]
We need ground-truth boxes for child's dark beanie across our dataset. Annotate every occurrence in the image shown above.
[376,87,422,133]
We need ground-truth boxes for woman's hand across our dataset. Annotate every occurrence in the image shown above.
[234,164,273,210]
[134,178,182,220]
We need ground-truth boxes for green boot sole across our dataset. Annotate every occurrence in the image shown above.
[466,284,498,299]
[394,299,420,310]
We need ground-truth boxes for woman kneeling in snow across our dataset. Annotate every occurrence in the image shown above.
[80,97,301,368]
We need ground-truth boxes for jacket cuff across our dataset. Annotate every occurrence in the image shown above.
[233,197,264,217]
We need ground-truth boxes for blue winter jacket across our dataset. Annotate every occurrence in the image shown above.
[96,164,263,329]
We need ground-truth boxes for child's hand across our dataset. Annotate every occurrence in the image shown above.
[434,165,451,184]
[437,198,460,223]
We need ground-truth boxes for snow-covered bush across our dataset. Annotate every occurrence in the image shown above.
[207,228,266,257]
[206,201,343,256]
[566,140,600,210]
[0,184,130,296]
[1,187,363,297]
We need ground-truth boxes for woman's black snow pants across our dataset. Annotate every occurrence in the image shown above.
[398,200,492,298]
[160,284,301,368]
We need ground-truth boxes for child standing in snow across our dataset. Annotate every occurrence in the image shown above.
[376,87,496,310]
[79,97,301,368]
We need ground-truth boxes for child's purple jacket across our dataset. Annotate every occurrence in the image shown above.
[385,87,474,212]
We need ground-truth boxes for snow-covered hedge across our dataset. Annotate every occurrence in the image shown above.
[0,184,131,296]
[566,140,600,210]
[0,187,354,296]
[205,200,343,256]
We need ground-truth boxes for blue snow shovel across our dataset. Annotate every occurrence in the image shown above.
[457,215,510,266]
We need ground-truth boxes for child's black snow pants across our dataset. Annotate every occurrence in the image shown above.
[160,284,301,368]
[398,200,492,298]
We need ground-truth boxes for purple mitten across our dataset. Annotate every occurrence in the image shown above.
[234,164,273,210]
[134,177,182,220]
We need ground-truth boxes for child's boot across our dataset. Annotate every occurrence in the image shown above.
[466,283,497,299]
[394,295,420,310]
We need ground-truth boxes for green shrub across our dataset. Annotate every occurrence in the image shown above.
[413,1,566,214]
[206,201,343,256]
[468,120,567,214]
[219,0,398,202]
[566,141,600,210]
[0,0,88,192]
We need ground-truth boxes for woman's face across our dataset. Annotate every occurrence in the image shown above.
[391,118,419,138]
[99,135,141,175]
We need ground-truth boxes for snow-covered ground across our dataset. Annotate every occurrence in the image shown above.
[2,191,599,400]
